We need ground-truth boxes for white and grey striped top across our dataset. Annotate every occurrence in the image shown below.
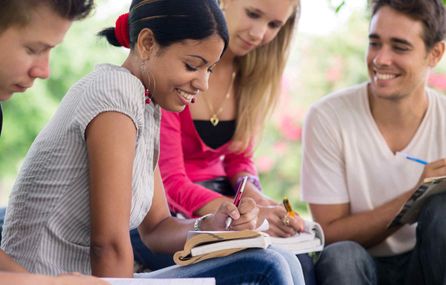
[1,64,159,275]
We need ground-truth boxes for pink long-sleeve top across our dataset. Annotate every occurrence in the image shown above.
[159,106,257,218]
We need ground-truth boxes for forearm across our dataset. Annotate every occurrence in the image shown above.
[320,191,412,247]
[243,185,275,206]
[194,197,232,216]
[0,272,108,285]
[90,240,133,277]
[141,216,195,253]
[0,273,55,285]
[0,250,27,272]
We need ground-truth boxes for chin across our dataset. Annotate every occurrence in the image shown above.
[162,103,186,113]
[0,91,14,102]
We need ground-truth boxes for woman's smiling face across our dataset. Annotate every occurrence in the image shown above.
[222,0,295,56]
[144,34,225,112]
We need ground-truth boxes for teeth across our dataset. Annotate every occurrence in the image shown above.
[177,89,196,102]
[375,73,396,80]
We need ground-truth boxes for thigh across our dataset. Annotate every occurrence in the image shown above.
[373,251,412,285]
[136,248,298,285]
[316,241,377,285]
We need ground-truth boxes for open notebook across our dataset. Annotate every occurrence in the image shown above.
[174,220,324,265]
[388,175,446,228]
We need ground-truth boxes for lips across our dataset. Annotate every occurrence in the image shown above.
[13,84,32,92]
[175,88,198,105]
[239,37,256,50]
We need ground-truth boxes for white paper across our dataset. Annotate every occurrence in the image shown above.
[103,278,215,285]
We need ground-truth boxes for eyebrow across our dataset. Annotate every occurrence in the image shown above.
[368,33,413,47]
[187,55,209,65]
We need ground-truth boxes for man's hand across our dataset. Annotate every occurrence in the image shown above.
[416,158,446,187]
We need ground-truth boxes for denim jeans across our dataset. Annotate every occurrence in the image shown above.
[0,207,5,242]
[315,193,446,285]
[131,228,315,284]
[0,208,304,284]
[135,247,305,285]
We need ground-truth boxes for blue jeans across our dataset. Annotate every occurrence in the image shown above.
[135,247,304,285]
[131,228,316,284]
[315,193,446,285]
[0,207,5,242]
[0,209,303,284]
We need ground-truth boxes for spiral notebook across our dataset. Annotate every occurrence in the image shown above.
[388,175,446,228]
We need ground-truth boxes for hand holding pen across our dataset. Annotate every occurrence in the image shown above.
[281,197,304,232]
[281,197,295,226]
[225,176,248,230]
[397,152,446,188]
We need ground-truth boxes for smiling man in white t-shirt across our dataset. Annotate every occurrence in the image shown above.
[301,0,446,284]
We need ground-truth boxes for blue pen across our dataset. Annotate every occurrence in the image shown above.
[396,152,428,165]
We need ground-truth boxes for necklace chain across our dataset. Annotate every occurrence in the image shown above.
[203,72,236,126]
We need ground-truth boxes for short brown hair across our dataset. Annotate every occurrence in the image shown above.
[371,0,446,50]
[0,0,94,33]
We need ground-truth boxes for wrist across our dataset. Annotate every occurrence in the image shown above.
[235,175,262,192]
[193,214,213,231]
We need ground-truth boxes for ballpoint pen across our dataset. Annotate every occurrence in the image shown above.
[396,152,428,165]
[225,176,248,230]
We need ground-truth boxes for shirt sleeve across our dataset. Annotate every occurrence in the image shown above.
[159,110,223,218]
[74,71,144,139]
[300,105,350,204]
[223,142,257,179]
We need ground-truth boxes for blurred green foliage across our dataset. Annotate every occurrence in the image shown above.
[0,1,126,202]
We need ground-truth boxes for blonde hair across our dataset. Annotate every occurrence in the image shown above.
[231,0,300,152]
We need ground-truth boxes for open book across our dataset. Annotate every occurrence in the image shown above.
[174,220,324,266]
[388,175,446,228]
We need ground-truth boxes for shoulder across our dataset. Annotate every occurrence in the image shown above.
[428,88,446,104]
[305,83,368,125]
[86,64,144,98]
[69,64,146,131]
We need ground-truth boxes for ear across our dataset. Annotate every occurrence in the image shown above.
[219,0,229,10]
[428,41,445,67]
[136,28,156,60]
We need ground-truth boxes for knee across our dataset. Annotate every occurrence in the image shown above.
[316,241,374,274]
[257,248,293,273]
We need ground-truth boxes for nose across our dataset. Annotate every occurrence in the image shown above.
[29,53,51,79]
[248,22,267,42]
[372,47,392,67]
[193,71,210,92]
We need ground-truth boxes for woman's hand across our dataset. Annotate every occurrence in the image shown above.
[201,197,259,231]
[258,204,304,237]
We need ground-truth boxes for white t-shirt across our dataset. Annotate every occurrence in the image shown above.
[301,82,446,256]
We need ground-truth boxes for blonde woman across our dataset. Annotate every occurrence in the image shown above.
[131,0,315,283]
